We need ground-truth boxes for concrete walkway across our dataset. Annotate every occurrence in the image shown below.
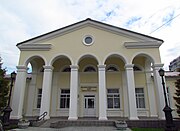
[10,126,132,131]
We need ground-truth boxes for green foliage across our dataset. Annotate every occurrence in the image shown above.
[0,66,9,112]
[174,76,180,117]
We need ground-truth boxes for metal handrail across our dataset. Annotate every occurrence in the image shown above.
[36,112,47,121]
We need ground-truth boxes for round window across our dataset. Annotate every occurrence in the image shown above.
[83,35,94,45]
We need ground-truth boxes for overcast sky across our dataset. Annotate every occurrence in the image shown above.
[0,0,180,73]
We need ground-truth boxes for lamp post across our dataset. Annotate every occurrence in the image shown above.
[158,68,177,131]
[3,71,16,126]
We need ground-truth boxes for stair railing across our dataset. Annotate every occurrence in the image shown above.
[36,111,47,121]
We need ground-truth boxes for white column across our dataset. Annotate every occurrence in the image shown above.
[11,66,27,119]
[125,64,138,120]
[152,64,165,119]
[98,65,107,120]
[145,60,157,117]
[40,66,53,119]
[68,65,79,120]
[122,72,129,117]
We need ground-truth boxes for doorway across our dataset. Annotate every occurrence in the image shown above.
[84,95,96,117]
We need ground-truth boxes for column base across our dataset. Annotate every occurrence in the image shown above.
[44,115,50,120]
[128,117,139,120]
[158,116,165,120]
[99,117,108,120]
[68,117,78,120]
[10,115,22,120]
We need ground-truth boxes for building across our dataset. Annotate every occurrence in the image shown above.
[169,56,180,72]
[10,18,179,121]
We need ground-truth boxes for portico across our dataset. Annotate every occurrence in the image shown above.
[10,18,165,121]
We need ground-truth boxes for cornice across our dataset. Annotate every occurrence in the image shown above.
[18,44,52,51]
[124,41,162,49]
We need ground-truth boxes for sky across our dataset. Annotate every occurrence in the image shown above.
[0,0,180,74]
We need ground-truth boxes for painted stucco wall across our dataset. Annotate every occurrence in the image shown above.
[18,26,161,66]
[166,77,179,118]
[15,23,171,119]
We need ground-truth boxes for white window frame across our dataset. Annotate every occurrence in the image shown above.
[59,89,70,109]
[107,89,120,109]
[36,88,42,108]
[135,88,146,109]
[83,35,94,46]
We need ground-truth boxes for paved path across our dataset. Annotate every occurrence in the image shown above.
[10,126,132,131]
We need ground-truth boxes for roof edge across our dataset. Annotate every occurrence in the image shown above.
[17,18,164,46]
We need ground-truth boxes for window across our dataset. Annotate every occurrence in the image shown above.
[107,89,120,109]
[85,37,92,44]
[60,89,70,108]
[106,66,118,72]
[40,67,44,72]
[133,65,142,71]
[135,88,145,108]
[37,89,42,108]
[84,66,96,72]
[62,67,71,72]
[83,35,94,45]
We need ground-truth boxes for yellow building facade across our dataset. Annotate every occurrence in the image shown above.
[10,18,179,120]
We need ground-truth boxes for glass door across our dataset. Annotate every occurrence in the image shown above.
[84,95,96,117]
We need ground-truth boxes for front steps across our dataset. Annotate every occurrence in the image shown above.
[30,117,180,129]
[50,120,115,128]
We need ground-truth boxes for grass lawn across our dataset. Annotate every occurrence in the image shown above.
[131,128,164,131]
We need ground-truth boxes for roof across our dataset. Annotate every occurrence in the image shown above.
[17,18,164,46]
[165,71,180,77]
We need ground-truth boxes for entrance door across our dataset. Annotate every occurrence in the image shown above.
[84,95,96,117]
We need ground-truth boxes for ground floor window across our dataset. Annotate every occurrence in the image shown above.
[107,89,120,109]
[37,88,42,108]
[60,89,70,108]
[135,88,145,108]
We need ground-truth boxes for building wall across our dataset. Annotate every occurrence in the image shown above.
[12,22,169,120]
[166,77,179,118]
[18,26,161,66]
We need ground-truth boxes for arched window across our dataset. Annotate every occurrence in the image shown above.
[62,66,71,72]
[84,66,96,72]
[106,65,119,72]
[40,67,44,72]
[133,65,142,71]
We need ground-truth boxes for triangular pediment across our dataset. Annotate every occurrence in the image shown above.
[17,18,163,48]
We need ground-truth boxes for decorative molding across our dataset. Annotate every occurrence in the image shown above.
[18,44,52,51]
[43,65,54,70]
[124,64,134,69]
[70,65,79,69]
[17,19,163,46]
[98,65,106,68]
[16,65,28,72]
[152,63,164,69]
[124,41,162,49]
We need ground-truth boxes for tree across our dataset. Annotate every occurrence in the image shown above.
[0,58,9,114]
[174,76,180,117]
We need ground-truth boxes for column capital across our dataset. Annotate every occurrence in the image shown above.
[98,65,106,71]
[70,65,79,71]
[16,65,27,72]
[70,65,79,69]
[98,64,106,68]
[43,65,54,71]
[124,64,134,69]
[152,63,164,70]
